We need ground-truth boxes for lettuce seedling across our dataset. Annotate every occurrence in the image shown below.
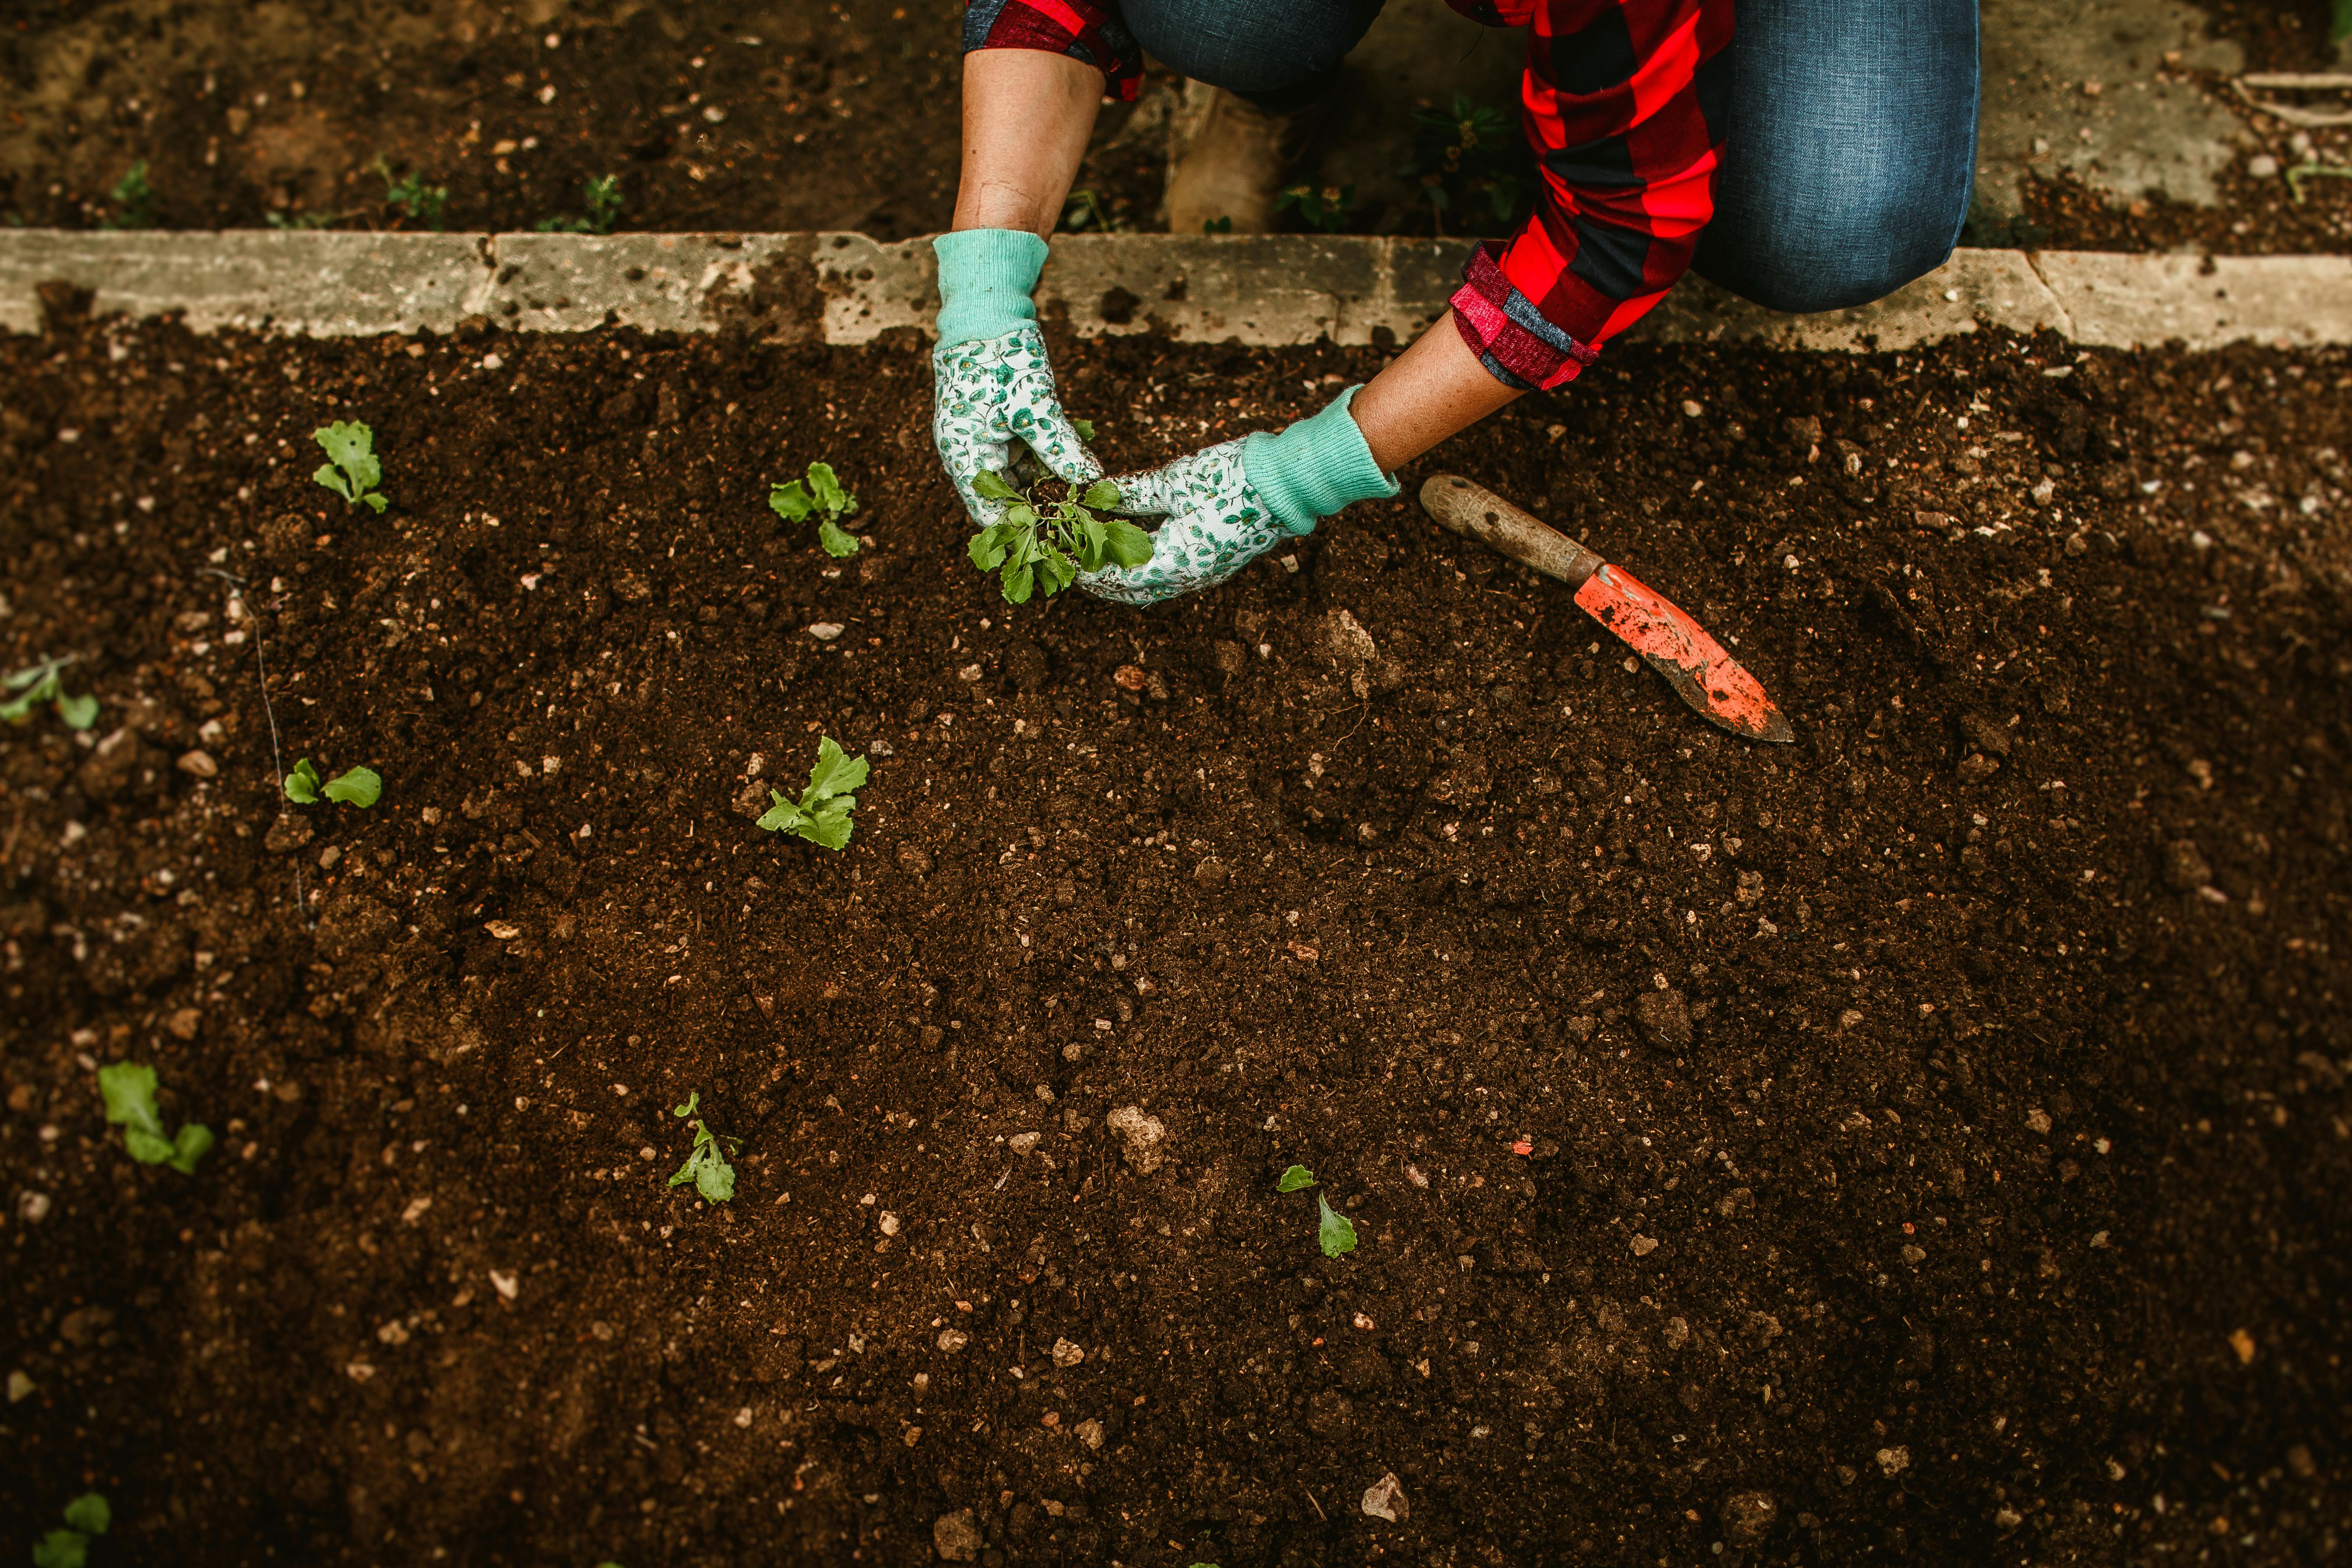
[375,154,449,229]
[769,461,861,557]
[312,421,388,513]
[101,162,156,230]
[97,1064,213,1175]
[756,735,869,851]
[1,656,98,730]
[32,1494,110,1568]
[967,470,1152,605]
[283,758,383,807]
[1275,1164,1356,1255]
[668,1090,738,1203]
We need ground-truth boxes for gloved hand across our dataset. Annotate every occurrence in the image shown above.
[931,228,1101,526]
[1078,387,1399,607]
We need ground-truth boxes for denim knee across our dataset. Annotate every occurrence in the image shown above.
[1699,192,1969,315]
[1118,0,1384,109]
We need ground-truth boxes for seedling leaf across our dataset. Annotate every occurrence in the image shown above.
[1276,1164,1316,1192]
[312,421,387,512]
[56,692,99,730]
[1317,1193,1358,1257]
[816,519,861,558]
[668,1090,738,1203]
[1103,518,1156,568]
[284,758,323,804]
[321,766,383,808]
[972,469,1022,502]
[807,462,854,517]
[1071,417,1096,442]
[1080,479,1124,512]
[60,1497,110,1536]
[32,1530,88,1568]
[769,480,813,521]
[756,736,870,851]
[98,1061,211,1175]
[2,657,97,730]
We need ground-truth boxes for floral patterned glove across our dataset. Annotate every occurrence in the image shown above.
[932,324,1104,527]
[1078,387,1398,607]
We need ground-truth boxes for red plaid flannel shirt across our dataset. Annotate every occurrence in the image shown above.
[963,0,1729,391]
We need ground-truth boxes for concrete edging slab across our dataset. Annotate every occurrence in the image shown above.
[1,230,2345,353]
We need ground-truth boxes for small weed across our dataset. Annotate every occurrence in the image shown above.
[32,1494,110,1568]
[536,174,623,234]
[1401,93,1526,233]
[1277,182,1358,234]
[967,468,1150,604]
[265,208,347,230]
[1274,1164,1357,1255]
[756,736,870,851]
[1201,215,1233,234]
[374,155,450,229]
[283,758,382,808]
[312,420,388,513]
[98,1064,213,1175]
[2,656,98,730]
[1060,188,1126,233]
[769,461,861,557]
[100,162,156,230]
[2287,158,2352,203]
[668,1091,738,1202]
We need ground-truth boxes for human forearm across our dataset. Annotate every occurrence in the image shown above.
[1346,310,1526,472]
[953,50,1103,237]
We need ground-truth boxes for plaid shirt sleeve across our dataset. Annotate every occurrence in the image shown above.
[1444,0,1732,391]
[962,0,1144,103]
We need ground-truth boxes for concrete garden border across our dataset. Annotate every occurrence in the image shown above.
[2,230,2347,353]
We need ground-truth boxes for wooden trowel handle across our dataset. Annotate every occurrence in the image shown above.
[1419,474,1604,589]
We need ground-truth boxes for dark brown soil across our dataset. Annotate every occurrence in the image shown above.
[3,297,2350,1568]
[9,0,2352,255]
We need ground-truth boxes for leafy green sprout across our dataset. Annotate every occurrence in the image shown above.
[283,758,382,808]
[1274,1165,1358,1256]
[2,656,98,730]
[769,461,861,557]
[668,1091,738,1203]
[1277,183,1358,234]
[535,174,624,234]
[1061,188,1125,233]
[32,1494,110,1568]
[98,1064,213,1175]
[101,163,156,230]
[374,155,449,229]
[312,420,388,513]
[756,736,869,851]
[1402,92,1526,232]
[2286,158,2352,204]
[967,470,1153,605]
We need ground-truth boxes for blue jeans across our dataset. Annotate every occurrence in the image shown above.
[1119,0,1981,313]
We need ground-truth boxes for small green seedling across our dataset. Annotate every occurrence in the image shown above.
[32,1494,110,1568]
[263,209,347,230]
[535,174,624,234]
[375,154,449,229]
[1275,1164,1357,1256]
[312,420,388,513]
[283,759,383,808]
[967,468,1152,605]
[769,462,861,557]
[2,656,98,730]
[101,162,156,230]
[1061,188,1125,233]
[756,736,869,851]
[98,1063,213,1175]
[2287,158,2352,203]
[1277,182,1358,234]
[668,1091,738,1203]
[1403,93,1526,232]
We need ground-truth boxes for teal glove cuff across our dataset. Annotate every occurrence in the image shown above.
[933,229,1050,350]
[1239,386,1400,536]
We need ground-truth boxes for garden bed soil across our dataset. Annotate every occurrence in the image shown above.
[2,299,2350,1567]
[7,0,2352,254]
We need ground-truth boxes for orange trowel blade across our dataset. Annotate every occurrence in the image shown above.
[1573,564,1795,744]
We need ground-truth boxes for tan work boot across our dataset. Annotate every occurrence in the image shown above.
[1164,80,1339,235]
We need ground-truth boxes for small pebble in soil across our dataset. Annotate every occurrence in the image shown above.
[1105,1105,1167,1174]
[1875,1447,1910,1477]
[936,1328,969,1353]
[1722,1491,1778,1547]
[1051,1338,1086,1368]
[1635,989,1693,1050]
[1009,1132,1040,1156]
[1361,1472,1410,1522]
[933,1510,982,1562]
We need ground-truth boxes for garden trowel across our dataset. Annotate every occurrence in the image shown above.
[1419,473,1794,744]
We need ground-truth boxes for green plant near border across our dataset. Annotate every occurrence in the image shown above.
[31,1494,111,1568]
[1277,182,1358,234]
[668,1091,739,1202]
[967,468,1150,605]
[535,174,623,234]
[769,461,861,557]
[100,162,156,230]
[374,154,449,229]
[312,420,388,512]
[1,656,98,730]
[98,1064,213,1175]
[1401,93,1526,233]
[2287,158,2352,203]
[2335,0,2351,41]
[265,208,347,230]
[756,735,870,851]
[283,758,382,808]
[1061,188,1126,233]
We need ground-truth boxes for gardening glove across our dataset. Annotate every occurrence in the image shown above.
[931,228,1102,526]
[1078,387,1398,607]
